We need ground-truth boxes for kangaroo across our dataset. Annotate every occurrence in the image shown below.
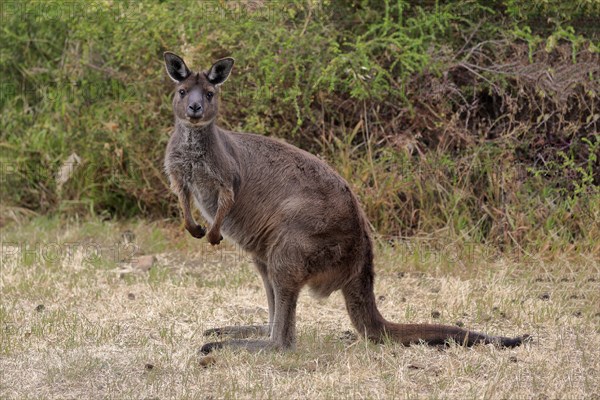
[163,52,530,354]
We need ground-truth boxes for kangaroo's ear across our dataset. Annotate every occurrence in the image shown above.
[207,57,234,86]
[164,52,191,82]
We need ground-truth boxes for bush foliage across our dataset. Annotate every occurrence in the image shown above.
[1,0,598,252]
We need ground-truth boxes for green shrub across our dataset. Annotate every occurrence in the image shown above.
[1,0,598,253]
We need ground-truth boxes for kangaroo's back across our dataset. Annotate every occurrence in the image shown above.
[222,131,367,258]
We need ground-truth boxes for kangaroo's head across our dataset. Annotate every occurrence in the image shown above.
[163,52,234,127]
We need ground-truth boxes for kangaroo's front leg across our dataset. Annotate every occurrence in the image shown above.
[172,178,205,239]
[206,185,234,245]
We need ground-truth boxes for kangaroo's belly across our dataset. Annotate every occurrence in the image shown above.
[190,181,218,225]
[192,194,213,225]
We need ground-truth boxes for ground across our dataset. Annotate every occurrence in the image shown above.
[1,217,599,399]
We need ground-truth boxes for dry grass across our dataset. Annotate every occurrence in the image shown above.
[1,217,599,399]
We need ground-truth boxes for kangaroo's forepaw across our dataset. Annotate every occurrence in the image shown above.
[207,230,223,245]
[186,224,206,239]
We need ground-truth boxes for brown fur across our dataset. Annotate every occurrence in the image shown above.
[163,53,529,353]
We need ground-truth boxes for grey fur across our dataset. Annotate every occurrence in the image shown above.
[163,53,530,353]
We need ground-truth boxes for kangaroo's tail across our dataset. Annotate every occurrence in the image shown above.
[374,321,529,347]
[342,247,529,347]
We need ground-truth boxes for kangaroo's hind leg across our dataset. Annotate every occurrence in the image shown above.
[200,275,300,354]
[203,258,273,339]
[200,252,302,354]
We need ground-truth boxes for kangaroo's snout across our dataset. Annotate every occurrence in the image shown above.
[186,90,204,119]
[187,102,203,118]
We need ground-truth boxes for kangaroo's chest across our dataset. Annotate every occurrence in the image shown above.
[168,142,220,213]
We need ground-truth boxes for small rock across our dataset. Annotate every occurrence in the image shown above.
[134,255,155,272]
[303,360,318,372]
[127,293,136,300]
[199,356,217,368]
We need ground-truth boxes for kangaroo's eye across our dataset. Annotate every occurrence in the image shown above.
[206,91,214,100]
[178,89,186,97]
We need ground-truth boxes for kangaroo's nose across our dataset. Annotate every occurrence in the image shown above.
[188,103,202,113]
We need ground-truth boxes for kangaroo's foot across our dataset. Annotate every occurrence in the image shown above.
[199,339,281,355]
[203,324,271,339]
